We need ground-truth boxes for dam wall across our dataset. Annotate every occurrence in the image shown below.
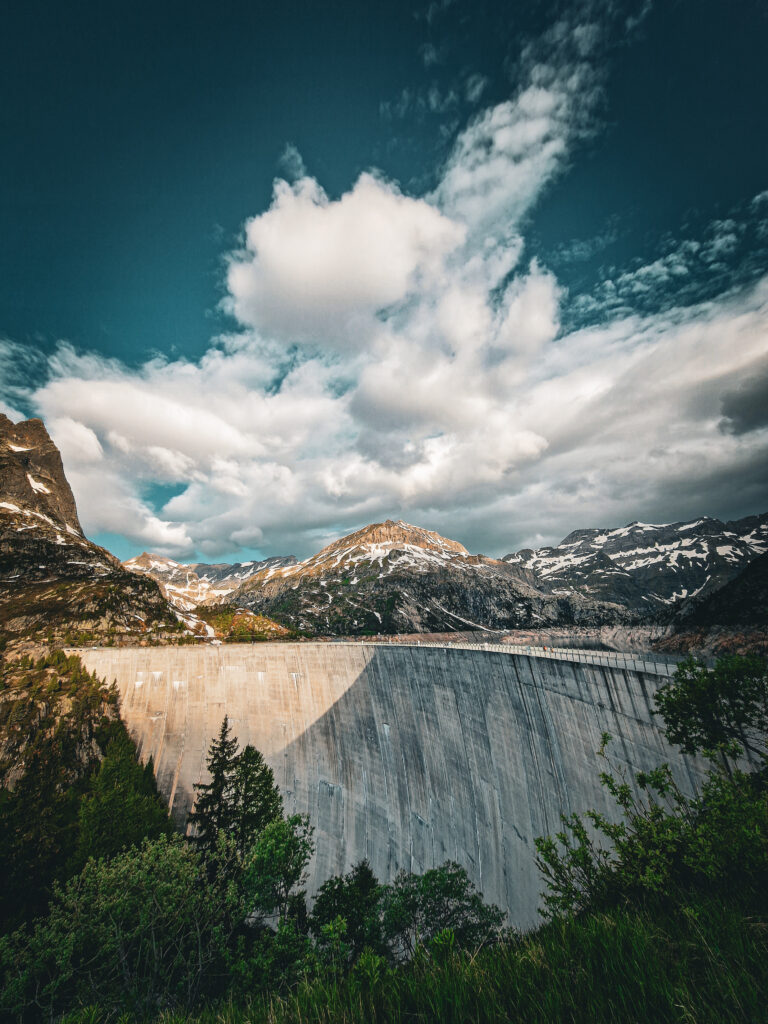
[76,642,703,927]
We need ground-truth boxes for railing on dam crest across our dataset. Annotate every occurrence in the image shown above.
[323,639,685,677]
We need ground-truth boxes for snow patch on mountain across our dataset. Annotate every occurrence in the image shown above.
[124,552,297,611]
[503,514,768,612]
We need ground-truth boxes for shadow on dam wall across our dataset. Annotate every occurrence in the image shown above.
[75,643,704,927]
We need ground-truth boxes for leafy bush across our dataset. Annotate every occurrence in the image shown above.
[0,835,242,1018]
[655,653,768,760]
[310,860,385,964]
[535,655,768,920]
[380,861,504,961]
[243,814,314,922]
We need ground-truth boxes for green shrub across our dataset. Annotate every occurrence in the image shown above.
[380,861,504,961]
[310,860,384,963]
[0,835,244,1018]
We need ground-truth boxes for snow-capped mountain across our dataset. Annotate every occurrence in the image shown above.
[231,519,628,635]
[121,512,768,637]
[0,416,177,644]
[123,553,296,611]
[503,515,768,613]
[656,549,768,657]
[6,413,763,647]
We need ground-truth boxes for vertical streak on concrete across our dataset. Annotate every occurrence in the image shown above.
[77,642,705,927]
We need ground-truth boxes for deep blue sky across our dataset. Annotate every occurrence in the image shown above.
[5,0,766,363]
[2,0,768,560]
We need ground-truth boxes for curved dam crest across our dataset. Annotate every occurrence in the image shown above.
[76,642,703,927]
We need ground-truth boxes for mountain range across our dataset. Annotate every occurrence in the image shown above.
[503,516,768,613]
[1,414,765,650]
[227,519,630,634]
[125,513,767,640]
[123,552,296,611]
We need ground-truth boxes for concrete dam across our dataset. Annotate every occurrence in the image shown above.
[77,641,702,927]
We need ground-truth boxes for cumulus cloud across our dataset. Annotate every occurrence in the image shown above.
[30,253,768,560]
[226,173,464,347]
[11,5,768,560]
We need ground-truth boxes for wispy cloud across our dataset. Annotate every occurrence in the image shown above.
[566,205,768,326]
[464,73,489,104]
[277,143,307,182]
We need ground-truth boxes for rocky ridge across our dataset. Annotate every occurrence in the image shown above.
[123,552,296,611]
[0,416,179,646]
[230,519,630,635]
[655,551,768,657]
[503,515,768,614]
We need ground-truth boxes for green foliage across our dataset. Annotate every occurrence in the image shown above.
[244,815,314,922]
[0,652,155,929]
[224,919,315,999]
[310,860,384,963]
[232,745,283,856]
[536,748,768,919]
[73,733,173,871]
[314,916,351,976]
[188,723,284,860]
[187,717,240,856]
[55,896,766,1023]
[535,655,768,921]
[655,653,768,760]
[380,861,504,961]
[0,834,250,1018]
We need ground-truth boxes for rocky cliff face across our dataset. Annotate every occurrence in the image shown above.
[0,414,82,532]
[0,417,179,645]
[231,520,629,635]
[504,515,768,615]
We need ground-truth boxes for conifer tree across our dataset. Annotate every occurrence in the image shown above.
[74,733,172,869]
[233,744,283,854]
[187,716,239,855]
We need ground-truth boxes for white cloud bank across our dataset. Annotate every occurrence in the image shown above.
[10,7,768,558]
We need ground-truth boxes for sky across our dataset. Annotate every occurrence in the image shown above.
[2,0,767,562]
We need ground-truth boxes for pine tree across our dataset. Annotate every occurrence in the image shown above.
[233,744,283,854]
[74,733,172,870]
[187,716,240,855]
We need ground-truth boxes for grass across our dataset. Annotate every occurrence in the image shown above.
[61,896,768,1024]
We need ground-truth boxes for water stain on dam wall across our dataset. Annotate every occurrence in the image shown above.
[77,642,702,927]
